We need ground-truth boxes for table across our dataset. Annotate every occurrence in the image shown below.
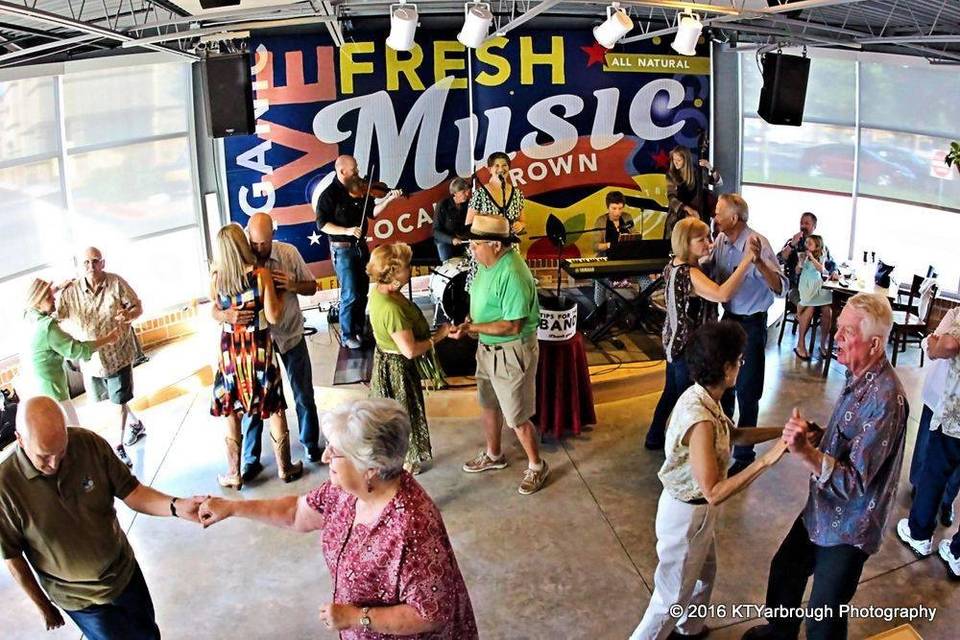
[534,333,597,438]
[820,278,897,377]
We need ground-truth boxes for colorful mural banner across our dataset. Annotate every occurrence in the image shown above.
[224,29,711,277]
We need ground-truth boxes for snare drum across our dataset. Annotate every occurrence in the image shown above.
[429,257,471,324]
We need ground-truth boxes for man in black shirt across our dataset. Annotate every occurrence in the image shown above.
[315,155,401,349]
[433,177,472,262]
[778,211,835,304]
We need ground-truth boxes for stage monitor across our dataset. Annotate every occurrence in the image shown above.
[199,54,255,138]
[758,52,810,126]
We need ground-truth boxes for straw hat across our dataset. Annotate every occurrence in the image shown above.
[460,215,518,243]
[25,278,52,310]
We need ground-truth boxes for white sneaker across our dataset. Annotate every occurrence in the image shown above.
[938,540,960,578]
[897,518,933,557]
[344,337,362,349]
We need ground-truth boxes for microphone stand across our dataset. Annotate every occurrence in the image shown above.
[529,225,607,299]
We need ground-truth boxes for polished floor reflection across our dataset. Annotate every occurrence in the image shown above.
[1,323,956,639]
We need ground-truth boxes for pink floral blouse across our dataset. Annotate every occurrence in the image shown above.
[305,473,478,640]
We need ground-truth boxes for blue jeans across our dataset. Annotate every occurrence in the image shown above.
[66,564,160,640]
[763,516,868,640]
[908,426,960,555]
[332,246,369,339]
[721,313,767,463]
[646,356,692,447]
[909,403,960,506]
[243,338,323,464]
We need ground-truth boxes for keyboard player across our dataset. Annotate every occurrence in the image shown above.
[591,191,634,322]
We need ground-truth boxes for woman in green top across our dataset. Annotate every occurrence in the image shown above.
[21,278,119,424]
[366,243,455,474]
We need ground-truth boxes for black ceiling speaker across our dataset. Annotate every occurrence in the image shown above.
[199,53,255,138]
[199,0,241,8]
[758,52,810,126]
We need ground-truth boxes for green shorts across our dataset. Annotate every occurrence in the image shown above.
[90,365,134,405]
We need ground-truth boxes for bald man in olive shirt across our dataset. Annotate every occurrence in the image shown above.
[0,397,205,638]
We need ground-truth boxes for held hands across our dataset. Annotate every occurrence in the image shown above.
[433,324,451,342]
[782,407,814,454]
[319,603,358,631]
[761,438,789,467]
[173,496,207,524]
[198,497,233,529]
[223,306,255,325]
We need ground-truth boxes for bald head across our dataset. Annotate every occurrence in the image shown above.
[334,155,359,185]
[247,213,274,261]
[17,397,69,476]
[82,246,106,282]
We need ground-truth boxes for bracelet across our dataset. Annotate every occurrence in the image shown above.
[429,336,436,348]
[169,497,179,518]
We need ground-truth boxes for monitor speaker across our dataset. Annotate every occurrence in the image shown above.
[758,52,810,126]
[199,54,255,138]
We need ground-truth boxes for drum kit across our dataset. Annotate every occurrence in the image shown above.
[428,256,471,325]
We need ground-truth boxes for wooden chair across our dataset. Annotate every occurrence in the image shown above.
[890,274,938,367]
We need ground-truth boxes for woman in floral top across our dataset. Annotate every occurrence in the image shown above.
[199,399,478,640]
[644,217,756,450]
[630,321,786,640]
[464,151,525,289]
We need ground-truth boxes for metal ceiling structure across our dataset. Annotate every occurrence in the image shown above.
[1,0,959,68]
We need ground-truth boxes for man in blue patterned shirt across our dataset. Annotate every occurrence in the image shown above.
[743,293,908,640]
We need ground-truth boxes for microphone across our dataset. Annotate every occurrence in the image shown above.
[499,174,505,187]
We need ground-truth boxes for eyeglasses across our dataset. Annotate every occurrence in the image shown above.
[83,258,103,265]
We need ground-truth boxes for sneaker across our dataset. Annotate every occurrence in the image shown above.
[304,447,323,464]
[116,445,133,468]
[896,518,933,557]
[938,540,960,578]
[462,451,508,474]
[123,421,146,447]
[518,460,550,495]
[344,336,362,349]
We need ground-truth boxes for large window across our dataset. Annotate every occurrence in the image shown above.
[740,51,960,293]
[0,60,205,360]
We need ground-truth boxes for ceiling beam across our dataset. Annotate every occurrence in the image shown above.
[121,15,335,47]
[0,32,99,62]
[495,0,562,36]
[0,0,197,59]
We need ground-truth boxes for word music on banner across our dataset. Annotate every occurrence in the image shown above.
[223,29,711,281]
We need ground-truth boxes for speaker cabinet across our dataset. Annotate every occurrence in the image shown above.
[199,0,240,8]
[199,54,255,138]
[758,53,810,126]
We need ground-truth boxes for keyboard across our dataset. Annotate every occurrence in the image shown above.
[561,257,670,280]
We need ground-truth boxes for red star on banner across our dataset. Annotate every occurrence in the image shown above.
[651,148,671,170]
[580,42,608,67]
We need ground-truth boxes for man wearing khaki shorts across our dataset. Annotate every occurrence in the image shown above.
[453,215,548,495]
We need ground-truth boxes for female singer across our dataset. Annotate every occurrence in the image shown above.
[464,152,525,289]
[664,146,721,240]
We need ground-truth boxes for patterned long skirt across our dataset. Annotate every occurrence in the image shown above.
[211,328,286,419]
[371,348,432,465]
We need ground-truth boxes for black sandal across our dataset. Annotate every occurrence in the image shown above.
[793,347,811,361]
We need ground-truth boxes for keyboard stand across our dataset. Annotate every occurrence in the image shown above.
[587,275,664,347]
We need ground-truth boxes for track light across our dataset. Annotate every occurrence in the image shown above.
[386,2,418,52]
[593,3,632,49]
[457,2,493,49]
[671,11,703,56]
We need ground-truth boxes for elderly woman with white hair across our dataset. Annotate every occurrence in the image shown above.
[198,399,478,639]
[21,278,120,425]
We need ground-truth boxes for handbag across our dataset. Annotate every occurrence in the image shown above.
[875,261,895,288]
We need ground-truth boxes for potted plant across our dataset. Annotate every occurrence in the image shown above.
[947,141,960,175]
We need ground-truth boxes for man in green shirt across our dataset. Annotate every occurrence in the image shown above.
[454,215,549,495]
[0,396,205,638]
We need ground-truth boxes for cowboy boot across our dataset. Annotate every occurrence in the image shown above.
[218,436,243,489]
[270,428,303,483]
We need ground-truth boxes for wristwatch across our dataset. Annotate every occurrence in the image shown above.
[169,497,179,518]
[359,607,372,630]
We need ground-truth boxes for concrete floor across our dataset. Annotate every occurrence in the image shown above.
[2,321,958,640]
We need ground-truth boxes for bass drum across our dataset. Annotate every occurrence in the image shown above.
[429,257,471,324]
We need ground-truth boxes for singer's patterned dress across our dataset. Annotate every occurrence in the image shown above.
[465,183,525,291]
